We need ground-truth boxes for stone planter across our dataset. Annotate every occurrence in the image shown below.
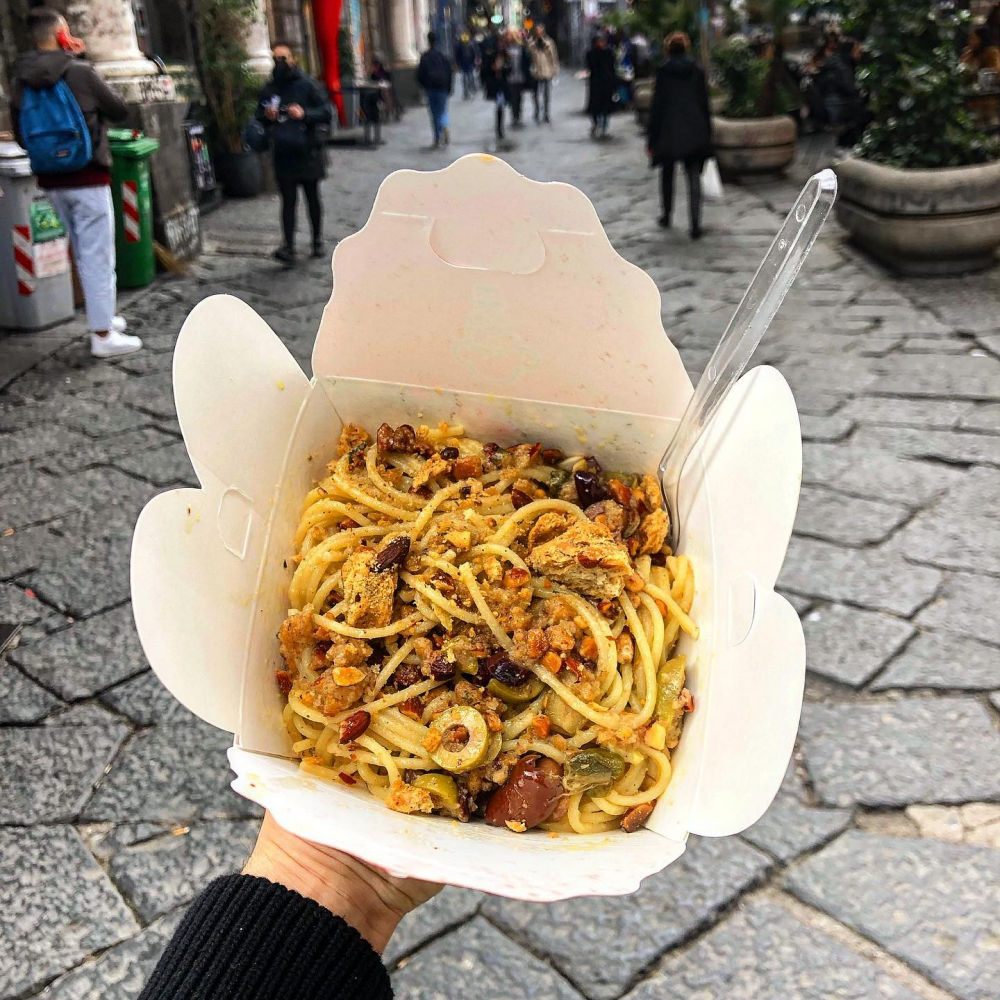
[711,115,796,179]
[834,156,1000,275]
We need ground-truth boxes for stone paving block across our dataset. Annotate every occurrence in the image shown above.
[82,372,177,420]
[112,441,196,487]
[915,571,1000,646]
[99,669,198,725]
[0,580,63,639]
[0,424,91,467]
[0,659,61,723]
[960,402,1000,434]
[839,395,973,430]
[798,697,1000,808]
[56,396,151,438]
[82,718,253,823]
[482,836,771,1000]
[991,692,1000,713]
[38,426,177,478]
[870,352,1000,401]
[872,631,1000,691]
[853,425,1000,468]
[797,412,854,442]
[391,916,584,1000]
[625,895,924,1000]
[778,537,942,617]
[0,465,74,530]
[794,486,909,546]
[0,826,139,997]
[800,602,914,687]
[742,760,852,863]
[801,441,962,507]
[896,467,1000,576]
[36,910,182,1000]
[0,706,129,823]
[384,886,483,966]
[786,831,1000,1000]
[899,336,971,353]
[104,819,258,922]
[11,603,148,700]
[5,354,130,403]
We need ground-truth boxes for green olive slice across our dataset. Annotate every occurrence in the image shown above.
[488,676,544,704]
[430,705,490,773]
[412,773,459,810]
[563,748,627,792]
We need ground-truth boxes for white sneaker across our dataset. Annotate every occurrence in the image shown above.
[91,329,143,358]
[111,315,127,332]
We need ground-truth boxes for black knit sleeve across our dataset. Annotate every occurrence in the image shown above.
[138,875,393,1000]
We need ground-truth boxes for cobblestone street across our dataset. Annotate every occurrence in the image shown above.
[2,75,999,1000]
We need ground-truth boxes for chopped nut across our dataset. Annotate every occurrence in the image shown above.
[541,651,562,672]
[546,625,575,652]
[579,636,598,660]
[503,567,531,589]
[452,455,483,479]
[444,529,473,550]
[332,666,366,686]
[510,488,533,509]
[505,819,528,833]
[654,598,668,618]
[484,709,504,733]
[624,573,645,593]
[616,631,634,664]
[679,688,695,713]
[621,802,655,833]
[530,715,552,738]
[275,669,293,694]
[339,710,371,743]
[399,696,423,720]
[525,627,550,659]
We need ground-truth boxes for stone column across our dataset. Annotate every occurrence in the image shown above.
[64,0,163,101]
[413,0,429,48]
[245,0,274,77]
[388,0,419,67]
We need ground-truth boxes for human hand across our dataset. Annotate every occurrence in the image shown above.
[287,103,305,120]
[243,812,441,953]
[264,104,279,120]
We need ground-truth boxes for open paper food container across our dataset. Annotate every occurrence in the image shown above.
[131,155,805,901]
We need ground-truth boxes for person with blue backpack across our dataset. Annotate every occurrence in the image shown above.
[11,7,141,358]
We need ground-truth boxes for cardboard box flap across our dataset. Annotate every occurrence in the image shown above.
[131,296,310,731]
[683,366,805,836]
[313,154,692,417]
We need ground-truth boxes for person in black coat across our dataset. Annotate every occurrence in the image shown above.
[586,34,616,137]
[481,34,512,142]
[646,32,712,239]
[257,42,333,265]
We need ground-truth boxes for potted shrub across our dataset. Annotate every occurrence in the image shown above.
[193,0,262,198]
[711,23,799,179]
[834,1,1000,274]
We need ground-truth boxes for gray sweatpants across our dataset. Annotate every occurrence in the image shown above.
[47,185,117,332]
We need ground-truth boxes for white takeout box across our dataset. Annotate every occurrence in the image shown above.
[131,155,805,901]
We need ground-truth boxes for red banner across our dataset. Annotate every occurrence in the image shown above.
[314,0,346,125]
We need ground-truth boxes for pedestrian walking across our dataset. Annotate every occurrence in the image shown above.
[482,37,512,143]
[257,43,332,266]
[646,32,712,240]
[586,34,616,138]
[504,30,529,128]
[11,7,141,358]
[417,32,454,147]
[529,24,558,123]
[454,33,478,99]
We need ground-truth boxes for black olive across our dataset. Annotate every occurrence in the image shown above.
[440,446,459,460]
[373,535,410,572]
[429,655,457,680]
[574,469,609,507]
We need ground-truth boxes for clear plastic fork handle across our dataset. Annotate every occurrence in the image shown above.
[659,168,838,551]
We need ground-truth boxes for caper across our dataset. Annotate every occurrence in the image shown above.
[488,676,544,704]
[412,772,459,810]
[429,705,490,773]
[563,748,627,793]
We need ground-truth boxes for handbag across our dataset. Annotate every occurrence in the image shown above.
[701,157,724,201]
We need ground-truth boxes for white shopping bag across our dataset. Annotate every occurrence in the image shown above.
[702,157,724,201]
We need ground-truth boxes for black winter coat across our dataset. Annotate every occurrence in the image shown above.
[482,48,511,100]
[256,67,332,181]
[647,55,712,164]
[586,46,616,116]
[417,48,453,93]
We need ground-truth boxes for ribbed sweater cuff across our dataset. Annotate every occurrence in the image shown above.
[139,874,393,1000]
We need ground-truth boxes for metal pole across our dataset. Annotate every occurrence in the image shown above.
[699,0,710,70]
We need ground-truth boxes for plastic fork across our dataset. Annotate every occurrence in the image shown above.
[659,168,838,552]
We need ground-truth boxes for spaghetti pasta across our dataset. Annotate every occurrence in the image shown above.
[276,421,697,835]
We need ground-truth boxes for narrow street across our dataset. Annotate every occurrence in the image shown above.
[2,75,999,1000]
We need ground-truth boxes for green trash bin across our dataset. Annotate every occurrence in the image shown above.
[108,128,160,288]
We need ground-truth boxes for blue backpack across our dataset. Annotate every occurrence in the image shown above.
[19,77,92,173]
